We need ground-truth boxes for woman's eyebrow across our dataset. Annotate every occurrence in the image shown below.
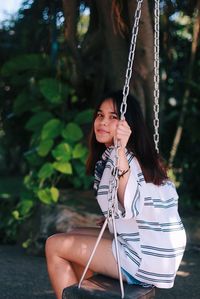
[97,109,117,114]
[109,111,118,116]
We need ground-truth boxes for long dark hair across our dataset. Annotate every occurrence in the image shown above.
[86,90,168,185]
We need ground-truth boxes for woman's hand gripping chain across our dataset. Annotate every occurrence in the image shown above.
[115,119,132,149]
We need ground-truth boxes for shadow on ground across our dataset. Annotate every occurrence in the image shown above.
[0,245,55,299]
[156,245,200,299]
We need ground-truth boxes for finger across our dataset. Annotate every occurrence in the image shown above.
[118,122,131,132]
[116,130,131,142]
[117,125,131,132]
[119,119,129,127]
[117,127,132,136]
[116,131,130,140]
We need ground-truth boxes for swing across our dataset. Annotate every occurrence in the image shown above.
[64,0,159,298]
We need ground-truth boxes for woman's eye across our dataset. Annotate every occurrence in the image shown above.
[110,115,117,119]
[97,113,103,118]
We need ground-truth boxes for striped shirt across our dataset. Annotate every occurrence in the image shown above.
[94,146,186,289]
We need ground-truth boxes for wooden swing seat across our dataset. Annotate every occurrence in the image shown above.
[62,274,156,299]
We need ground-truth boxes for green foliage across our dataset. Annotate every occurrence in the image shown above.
[39,78,68,104]
[0,52,93,243]
[25,112,53,131]
[74,109,94,124]
[37,187,59,205]
[62,122,83,142]
[13,90,34,115]
[41,118,63,140]
[0,177,24,242]
[37,139,54,157]
[1,54,46,76]
[72,143,88,159]
[52,143,72,162]
[38,163,54,179]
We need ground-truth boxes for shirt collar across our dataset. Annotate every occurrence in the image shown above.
[101,145,114,161]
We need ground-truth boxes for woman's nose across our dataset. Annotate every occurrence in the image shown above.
[100,117,108,125]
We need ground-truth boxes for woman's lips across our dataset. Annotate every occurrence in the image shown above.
[97,129,109,134]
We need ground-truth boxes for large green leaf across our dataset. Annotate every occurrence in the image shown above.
[74,109,94,124]
[53,161,72,174]
[1,54,46,76]
[23,175,37,191]
[50,187,59,203]
[41,118,63,140]
[37,139,54,157]
[13,90,34,115]
[18,200,34,216]
[12,199,34,220]
[39,78,68,104]
[25,111,53,131]
[24,149,43,166]
[62,122,83,142]
[12,210,20,220]
[38,163,54,179]
[72,160,93,189]
[37,188,52,205]
[52,143,71,162]
[30,131,41,147]
[72,143,88,159]
[73,160,86,178]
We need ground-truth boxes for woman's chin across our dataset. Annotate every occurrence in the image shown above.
[96,138,111,145]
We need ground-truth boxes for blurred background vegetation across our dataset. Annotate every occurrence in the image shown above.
[0,0,199,245]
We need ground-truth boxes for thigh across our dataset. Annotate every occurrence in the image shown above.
[68,226,112,240]
[49,232,119,280]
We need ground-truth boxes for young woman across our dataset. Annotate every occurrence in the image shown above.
[45,90,186,299]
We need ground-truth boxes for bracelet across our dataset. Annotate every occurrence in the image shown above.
[118,166,130,179]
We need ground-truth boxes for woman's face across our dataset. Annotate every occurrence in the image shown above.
[94,98,119,147]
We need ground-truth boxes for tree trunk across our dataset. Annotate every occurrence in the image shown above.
[62,0,154,119]
[127,0,154,119]
[95,0,129,89]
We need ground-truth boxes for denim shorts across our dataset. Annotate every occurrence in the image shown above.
[121,268,152,287]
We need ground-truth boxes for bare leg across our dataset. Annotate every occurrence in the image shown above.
[68,227,113,281]
[45,227,119,299]
[68,227,113,280]
[71,261,94,281]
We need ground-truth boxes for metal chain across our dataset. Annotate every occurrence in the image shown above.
[108,1,144,297]
[79,2,145,298]
[110,0,144,251]
[153,0,160,153]
[120,0,144,119]
[110,3,160,297]
[114,0,144,233]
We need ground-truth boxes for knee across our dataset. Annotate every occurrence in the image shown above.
[45,234,59,258]
[45,233,75,259]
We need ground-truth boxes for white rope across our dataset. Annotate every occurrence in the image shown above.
[78,218,108,287]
